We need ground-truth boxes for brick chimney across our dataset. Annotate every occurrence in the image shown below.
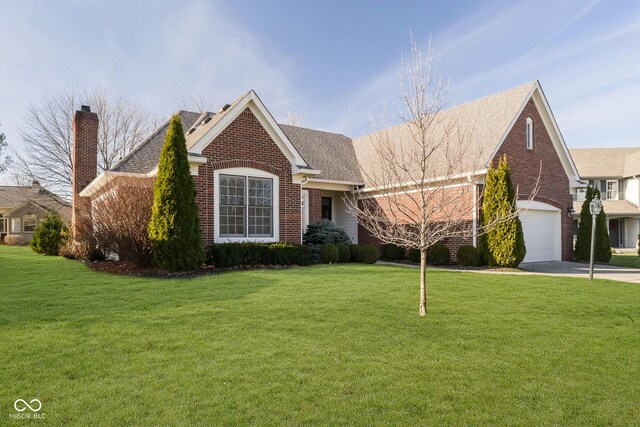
[72,105,98,239]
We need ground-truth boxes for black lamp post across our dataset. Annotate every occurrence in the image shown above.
[589,196,602,281]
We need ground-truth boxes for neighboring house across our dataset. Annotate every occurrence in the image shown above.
[0,182,71,242]
[74,81,580,263]
[570,148,640,249]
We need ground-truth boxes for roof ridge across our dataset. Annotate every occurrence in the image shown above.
[353,80,538,140]
[444,80,537,113]
[279,123,351,140]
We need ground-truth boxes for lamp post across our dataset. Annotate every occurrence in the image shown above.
[589,196,602,281]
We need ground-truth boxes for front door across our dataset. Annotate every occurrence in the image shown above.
[609,219,620,247]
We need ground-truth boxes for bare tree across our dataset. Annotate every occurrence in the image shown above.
[13,85,157,197]
[175,92,219,113]
[0,124,10,174]
[346,39,537,316]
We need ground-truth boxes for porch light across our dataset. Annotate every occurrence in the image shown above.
[589,197,602,216]
[588,196,602,281]
[567,206,575,217]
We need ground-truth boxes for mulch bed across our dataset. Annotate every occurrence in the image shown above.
[87,260,298,278]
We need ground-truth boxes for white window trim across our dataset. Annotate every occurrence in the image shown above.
[606,180,618,201]
[22,213,37,233]
[526,117,533,150]
[11,217,21,233]
[214,167,279,243]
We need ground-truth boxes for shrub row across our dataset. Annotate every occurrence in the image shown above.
[405,244,482,266]
[380,243,405,261]
[318,243,380,264]
[205,242,312,268]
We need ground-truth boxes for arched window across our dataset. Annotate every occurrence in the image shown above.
[23,213,37,232]
[526,117,533,150]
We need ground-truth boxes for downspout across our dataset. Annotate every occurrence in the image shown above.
[470,176,478,247]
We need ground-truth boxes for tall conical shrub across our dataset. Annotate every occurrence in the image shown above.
[148,114,203,271]
[574,187,611,262]
[574,186,594,261]
[481,155,526,267]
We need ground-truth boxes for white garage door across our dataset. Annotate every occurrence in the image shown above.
[517,201,562,263]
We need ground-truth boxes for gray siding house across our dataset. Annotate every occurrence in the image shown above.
[570,148,640,249]
[0,182,70,243]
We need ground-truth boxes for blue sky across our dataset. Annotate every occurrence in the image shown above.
[1,0,639,160]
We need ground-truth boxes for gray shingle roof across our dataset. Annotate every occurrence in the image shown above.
[109,99,364,182]
[0,183,71,220]
[111,110,202,173]
[279,125,363,182]
[352,81,537,185]
[570,147,640,178]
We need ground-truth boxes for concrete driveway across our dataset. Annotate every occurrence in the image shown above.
[519,261,640,284]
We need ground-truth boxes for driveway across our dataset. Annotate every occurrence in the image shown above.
[378,260,640,284]
[519,261,640,284]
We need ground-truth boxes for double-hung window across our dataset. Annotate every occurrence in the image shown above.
[219,174,273,238]
[11,218,21,233]
[606,180,618,200]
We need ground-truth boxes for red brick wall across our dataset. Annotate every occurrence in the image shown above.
[194,108,301,244]
[72,108,99,239]
[492,99,573,261]
[308,189,323,224]
[357,184,476,260]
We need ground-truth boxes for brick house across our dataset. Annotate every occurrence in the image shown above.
[74,81,580,262]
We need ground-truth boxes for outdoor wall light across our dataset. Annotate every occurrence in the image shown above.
[567,206,575,217]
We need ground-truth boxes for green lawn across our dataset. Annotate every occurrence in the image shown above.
[610,253,640,269]
[0,246,638,425]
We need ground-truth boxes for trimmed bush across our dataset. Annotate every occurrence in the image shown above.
[428,243,450,266]
[205,242,312,268]
[320,243,339,264]
[303,219,352,245]
[350,244,379,264]
[336,244,351,263]
[148,114,203,271]
[457,245,480,266]
[30,211,68,255]
[381,243,405,261]
[637,234,639,256]
[4,235,27,246]
[408,248,421,263]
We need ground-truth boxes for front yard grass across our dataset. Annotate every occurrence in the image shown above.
[610,253,640,269]
[0,246,638,425]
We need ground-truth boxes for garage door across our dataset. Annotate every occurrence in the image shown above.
[517,201,562,263]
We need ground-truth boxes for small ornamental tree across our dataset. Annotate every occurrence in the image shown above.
[30,211,68,255]
[574,187,611,262]
[148,114,203,271]
[481,155,526,268]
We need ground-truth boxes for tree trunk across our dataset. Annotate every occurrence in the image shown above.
[419,248,427,316]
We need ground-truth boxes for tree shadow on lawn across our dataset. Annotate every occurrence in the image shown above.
[0,255,279,328]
